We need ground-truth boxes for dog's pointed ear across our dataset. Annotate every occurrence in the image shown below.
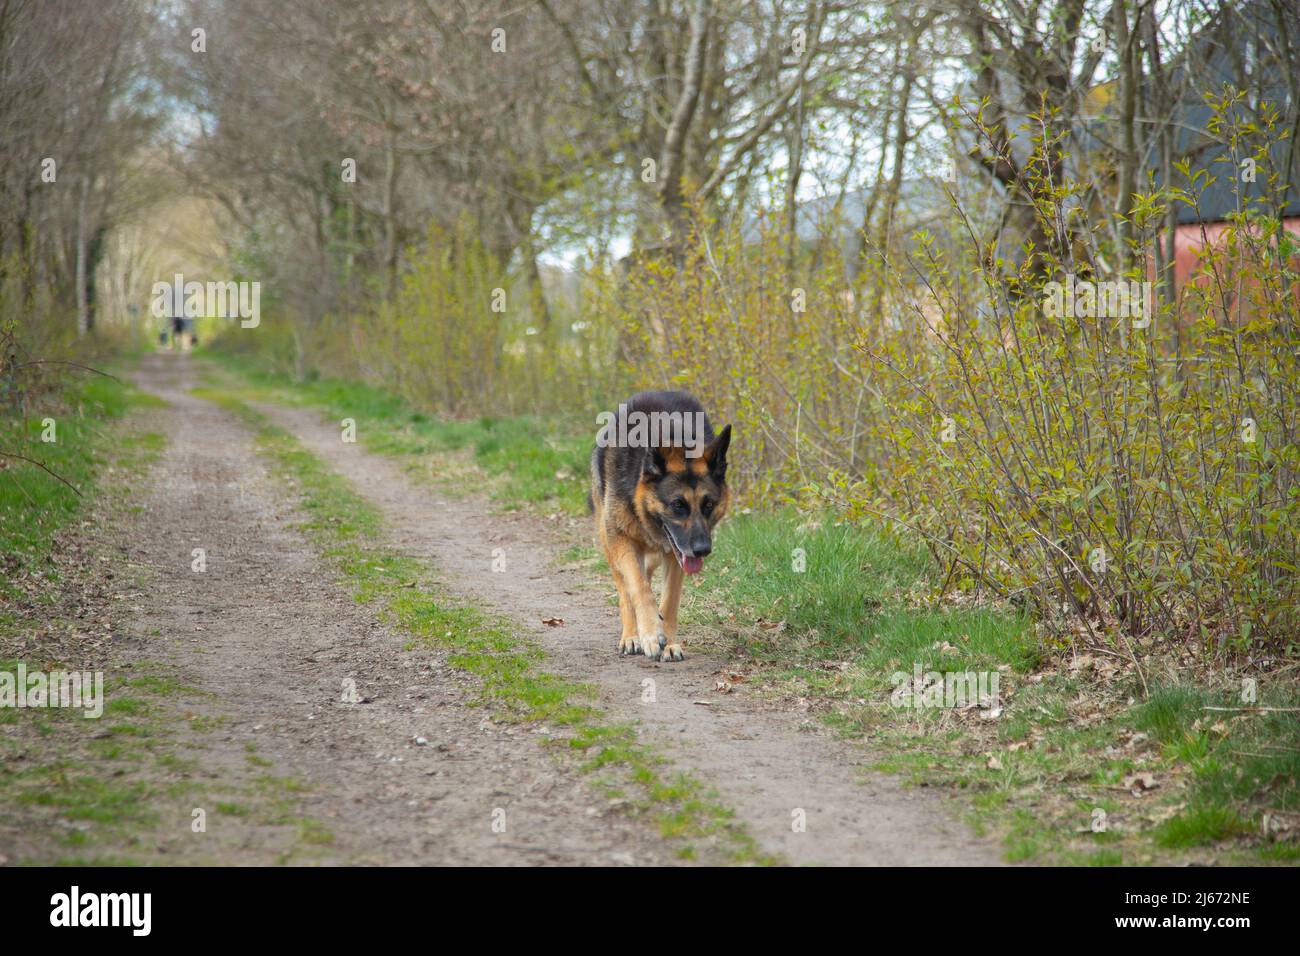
[642,447,668,481]
[704,425,731,479]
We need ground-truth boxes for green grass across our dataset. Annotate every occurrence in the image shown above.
[689,509,1038,675]
[1133,683,1300,847]
[16,773,161,827]
[194,385,769,864]
[203,352,590,513]
[1155,805,1254,848]
[0,371,165,599]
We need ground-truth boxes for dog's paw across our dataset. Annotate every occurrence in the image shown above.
[661,642,685,662]
[618,634,639,656]
[637,632,666,661]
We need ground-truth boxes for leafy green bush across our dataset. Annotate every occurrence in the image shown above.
[302,218,628,417]
[854,100,1298,652]
[609,98,1298,656]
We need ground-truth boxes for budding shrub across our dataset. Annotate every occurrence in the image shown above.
[854,101,1298,652]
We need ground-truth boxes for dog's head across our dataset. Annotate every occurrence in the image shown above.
[638,425,731,575]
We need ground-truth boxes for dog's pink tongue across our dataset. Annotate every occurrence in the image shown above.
[682,555,704,575]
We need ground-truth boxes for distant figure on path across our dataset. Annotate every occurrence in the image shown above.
[170,312,195,352]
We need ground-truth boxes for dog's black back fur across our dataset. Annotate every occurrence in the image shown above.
[590,390,716,507]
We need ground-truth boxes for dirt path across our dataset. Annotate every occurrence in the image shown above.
[99,353,676,864]
[252,392,1005,866]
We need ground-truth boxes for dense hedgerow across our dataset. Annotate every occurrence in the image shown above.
[241,97,1297,656]
[609,99,1298,654]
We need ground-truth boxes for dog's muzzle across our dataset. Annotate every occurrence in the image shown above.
[660,518,705,575]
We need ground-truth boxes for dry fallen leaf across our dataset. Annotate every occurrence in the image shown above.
[1261,813,1293,840]
[1123,772,1160,794]
[541,617,565,627]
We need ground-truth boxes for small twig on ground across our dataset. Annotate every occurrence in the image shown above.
[0,451,82,496]
[1230,750,1300,758]
[1202,706,1300,713]
[13,360,120,382]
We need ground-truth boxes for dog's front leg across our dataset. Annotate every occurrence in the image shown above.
[608,540,665,661]
[615,577,638,656]
[658,560,686,661]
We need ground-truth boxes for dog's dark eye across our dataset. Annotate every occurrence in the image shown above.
[672,498,689,516]
[701,497,714,515]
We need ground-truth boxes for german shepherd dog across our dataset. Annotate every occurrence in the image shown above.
[589,391,731,662]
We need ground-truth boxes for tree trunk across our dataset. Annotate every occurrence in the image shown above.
[784,85,806,281]
[876,67,915,257]
[1114,1,1139,272]
[75,174,89,335]
[522,226,551,332]
[657,0,709,251]
[383,130,398,301]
